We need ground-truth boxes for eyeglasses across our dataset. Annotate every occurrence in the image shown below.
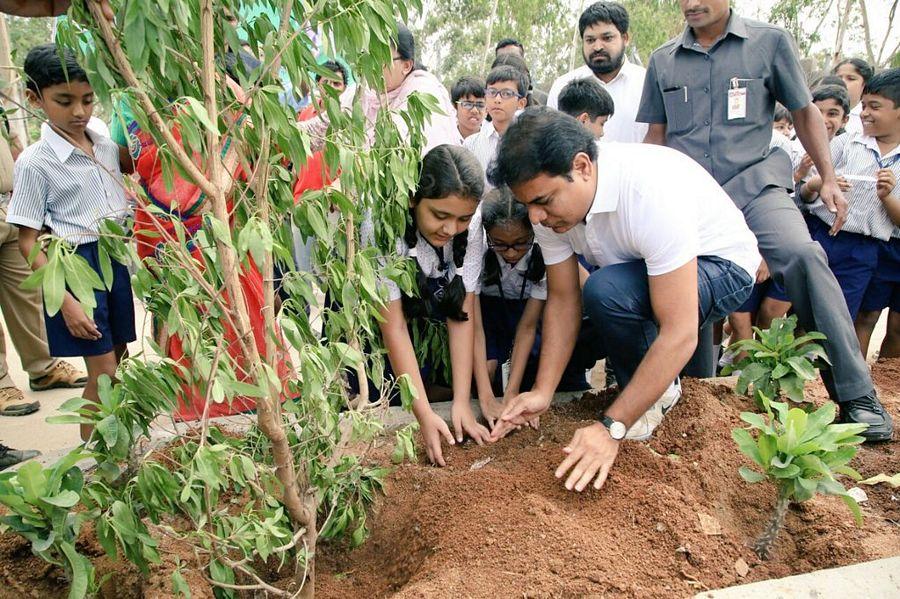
[485,88,522,100]
[456,100,486,111]
[487,236,533,252]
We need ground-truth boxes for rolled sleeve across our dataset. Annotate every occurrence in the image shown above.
[8,158,48,231]
[533,223,574,265]
[770,32,812,112]
[636,56,667,125]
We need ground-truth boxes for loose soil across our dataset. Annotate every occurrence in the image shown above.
[2,362,898,598]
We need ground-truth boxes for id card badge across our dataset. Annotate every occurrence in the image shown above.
[727,87,747,120]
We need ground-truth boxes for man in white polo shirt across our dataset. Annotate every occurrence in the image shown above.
[488,108,759,493]
[547,2,648,144]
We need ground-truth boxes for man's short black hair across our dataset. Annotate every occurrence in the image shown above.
[864,68,900,108]
[812,84,850,117]
[451,76,486,103]
[315,60,347,86]
[487,107,597,189]
[23,44,89,95]
[558,78,614,119]
[495,38,524,55]
[486,65,528,98]
[579,1,629,37]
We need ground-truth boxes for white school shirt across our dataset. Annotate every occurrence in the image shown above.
[367,208,486,302]
[547,61,649,144]
[809,133,900,241]
[845,103,863,136]
[535,142,760,279]
[479,247,547,301]
[464,120,502,189]
[7,124,128,245]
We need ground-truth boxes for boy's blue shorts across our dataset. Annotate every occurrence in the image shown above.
[860,238,900,313]
[44,242,136,357]
[808,216,880,320]
[735,279,789,313]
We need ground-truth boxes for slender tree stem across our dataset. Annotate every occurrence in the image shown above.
[754,493,791,560]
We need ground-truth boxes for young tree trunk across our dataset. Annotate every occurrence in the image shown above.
[858,0,877,65]
[832,0,855,66]
[753,494,791,560]
[481,0,500,73]
[0,15,28,144]
[876,0,899,66]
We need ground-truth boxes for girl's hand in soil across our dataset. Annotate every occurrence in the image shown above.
[556,422,620,492]
[479,396,506,428]
[490,390,551,440]
[452,402,491,445]
[420,410,455,467]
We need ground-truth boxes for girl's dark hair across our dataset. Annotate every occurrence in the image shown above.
[833,57,875,83]
[402,145,485,321]
[481,186,545,293]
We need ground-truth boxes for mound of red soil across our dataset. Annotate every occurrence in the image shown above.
[317,364,900,598]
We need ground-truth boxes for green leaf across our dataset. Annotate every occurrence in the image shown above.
[42,258,65,317]
[96,415,119,449]
[171,566,191,598]
[786,356,817,380]
[839,493,864,525]
[40,490,80,508]
[738,466,766,483]
[732,427,762,464]
[60,541,91,599]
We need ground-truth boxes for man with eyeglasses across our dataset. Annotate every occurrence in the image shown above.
[464,65,528,187]
[450,76,487,143]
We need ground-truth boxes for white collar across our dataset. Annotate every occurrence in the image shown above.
[854,133,900,161]
[40,122,101,163]
[588,143,620,214]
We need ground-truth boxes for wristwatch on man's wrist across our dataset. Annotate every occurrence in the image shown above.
[600,415,627,440]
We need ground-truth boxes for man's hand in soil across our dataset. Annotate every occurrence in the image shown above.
[479,396,506,429]
[419,410,455,467]
[452,402,491,445]
[556,422,620,492]
[489,390,552,440]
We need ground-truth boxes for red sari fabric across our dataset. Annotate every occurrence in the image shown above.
[129,117,291,421]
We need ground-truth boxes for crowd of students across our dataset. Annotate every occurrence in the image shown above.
[0,1,897,486]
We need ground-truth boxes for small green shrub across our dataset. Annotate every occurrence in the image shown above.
[732,395,867,559]
[724,315,829,406]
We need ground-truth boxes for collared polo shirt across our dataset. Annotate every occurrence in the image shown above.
[547,60,649,144]
[809,133,900,241]
[535,142,760,279]
[636,12,812,207]
[480,247,547,301]
[8,124,128,245]
[464,120,502,188]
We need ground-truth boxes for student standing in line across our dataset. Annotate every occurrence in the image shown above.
[557,78,615,140]
[833,58,875,137]
[450,76,487,143]
[370,145,490,466]
[464,66,528,185]
[638,0,892,441]
[9,45,136,442]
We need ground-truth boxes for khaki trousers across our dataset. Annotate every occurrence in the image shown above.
[0,209,57,388]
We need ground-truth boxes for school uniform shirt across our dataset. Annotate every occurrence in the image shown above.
[479,247,547,301]
[547,60,649,144]
[845,103,863,136]
[365,208,486,303]
[535,142,760,280]
[808,132,900,241]
[463,121,501,188]
[637,12,812,208]
[7,124,128,245]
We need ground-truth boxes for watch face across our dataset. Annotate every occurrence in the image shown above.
[609,421,627,440]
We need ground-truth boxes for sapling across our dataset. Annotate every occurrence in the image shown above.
[723,315,829,406]
[732,395,867,559]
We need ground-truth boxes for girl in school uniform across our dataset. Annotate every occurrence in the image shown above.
[473,187,546,427]
[373,144,490,466]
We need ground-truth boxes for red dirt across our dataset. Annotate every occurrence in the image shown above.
[316,365,900,598]
[1,362,898,598]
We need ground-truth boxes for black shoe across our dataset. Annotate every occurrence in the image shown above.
[839,393,894,442]
[0,444,41,470]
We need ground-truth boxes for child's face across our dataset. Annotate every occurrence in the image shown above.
[814,98,848,140]
[577,113,609,140]
[485,80,526,128]
[487,221,533,265]
[773,118,793,138]
[510,152,595,234]
[835,63,865,106]
[413,194,478,248]
[860,92,900,139]
[28,81,95,138]
[455,93,486,137]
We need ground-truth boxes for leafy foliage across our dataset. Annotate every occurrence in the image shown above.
[732,394,867,558]
[723,315,829,406]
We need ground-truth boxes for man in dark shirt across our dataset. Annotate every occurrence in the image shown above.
[637,0,892,441]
